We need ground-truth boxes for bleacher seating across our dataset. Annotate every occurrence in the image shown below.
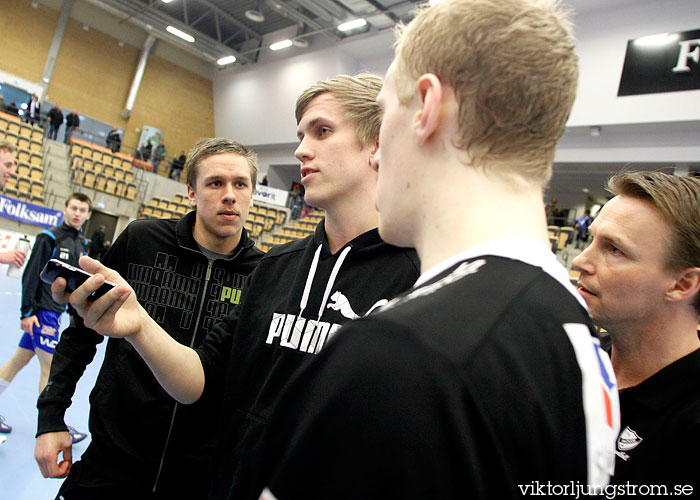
[68,139,138,202]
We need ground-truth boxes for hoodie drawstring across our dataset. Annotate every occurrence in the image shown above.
[315,245,351,323]
[296,243,352,323]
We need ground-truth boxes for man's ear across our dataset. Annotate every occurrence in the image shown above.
[368,138,379,167]
[665,267,700,305]
[414,73,443,146]
[187,184,197,207]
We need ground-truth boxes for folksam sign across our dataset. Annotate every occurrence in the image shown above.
[0,195,63,228]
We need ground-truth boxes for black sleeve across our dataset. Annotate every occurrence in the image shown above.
[36,315,104,435]
[36,225,130,436]
[20,234,52,318]
[261,319,477,500]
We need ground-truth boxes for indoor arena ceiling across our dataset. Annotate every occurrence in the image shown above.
[84,0,424,65]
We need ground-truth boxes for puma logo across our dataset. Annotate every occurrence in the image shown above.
[327,291,388,320]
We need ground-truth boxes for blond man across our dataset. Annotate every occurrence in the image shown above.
[573,172,700,489]
[258,1,620,498]
[0,140,27,267]
[35,139,263,500]
[47,76,419,499]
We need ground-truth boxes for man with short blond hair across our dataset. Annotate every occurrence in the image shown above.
[258,1,619,498]
[573,171,700,489]
[35,138,263,499]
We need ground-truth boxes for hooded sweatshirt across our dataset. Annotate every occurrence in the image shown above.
[198,221,420,500]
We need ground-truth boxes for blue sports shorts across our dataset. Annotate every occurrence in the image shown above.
[18,309,62,355]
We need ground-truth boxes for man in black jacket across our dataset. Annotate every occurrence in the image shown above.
[25,94,41,125]
[48,75,420,500]
[47,104,64,141]
[0,193,92,441]
[64,111,79,144]
[87,225,106,259]
[35,138,263,500]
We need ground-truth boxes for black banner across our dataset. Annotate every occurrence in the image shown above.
[618,28,700,96]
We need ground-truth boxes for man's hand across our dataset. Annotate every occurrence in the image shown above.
[51,255,142,339]
[21,315,40,333]
[35,431,73,478]
[0,249,27,267]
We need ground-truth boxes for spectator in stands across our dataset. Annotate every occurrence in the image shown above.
[64,111,79,144]
[574,209,592,249]
[572,172,700,490]
[6,101,19,116]
[48,74,420,500]
[24,94,41,125]
[106,127,122,153]
[35,138,263,499]
[289,184,302,219]
[0,193,92,445]
[47,104,63,141]
[136,141,153,162]
[0,94,6,111]
[87,224,106,260]
[258,0,621,497]
[0,140,28,268]
[260,175,268,186]
[152,141,167,173]
[169,150,186,181]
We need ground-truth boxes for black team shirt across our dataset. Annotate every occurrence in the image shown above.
[259,240,621,500]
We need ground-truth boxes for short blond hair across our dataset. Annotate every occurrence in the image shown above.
[185,138,258,189]
[0,140,17,155]
[608,172,700,313]
[295,74,383,147]
[393,0,578,187]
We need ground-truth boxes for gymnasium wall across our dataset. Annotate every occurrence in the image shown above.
[1,0,214,158]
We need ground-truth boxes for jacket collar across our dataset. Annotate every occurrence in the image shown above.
[59,221,81,236]
[312,218,383,259]
[176,210,255,257]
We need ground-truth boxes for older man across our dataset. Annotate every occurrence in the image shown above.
[572,172,700,490]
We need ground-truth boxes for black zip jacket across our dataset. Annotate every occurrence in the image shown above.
[197,221,421,500]
[36,211,263,498]
[21,222,88,318]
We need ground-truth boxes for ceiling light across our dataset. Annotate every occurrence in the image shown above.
[270,39,293,51]
[633,33,679,47]
[245,9,265,22]
[162,0,175,3]
[166,25,195,43]
[217,55,237,65]
[337,19,367,32]
[589,126,601,137]
[582,188,590,193]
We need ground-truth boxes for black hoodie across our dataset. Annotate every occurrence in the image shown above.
[198,221,420,500]
[37,211,263,498]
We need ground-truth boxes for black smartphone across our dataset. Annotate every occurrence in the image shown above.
[40,259,116,301]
